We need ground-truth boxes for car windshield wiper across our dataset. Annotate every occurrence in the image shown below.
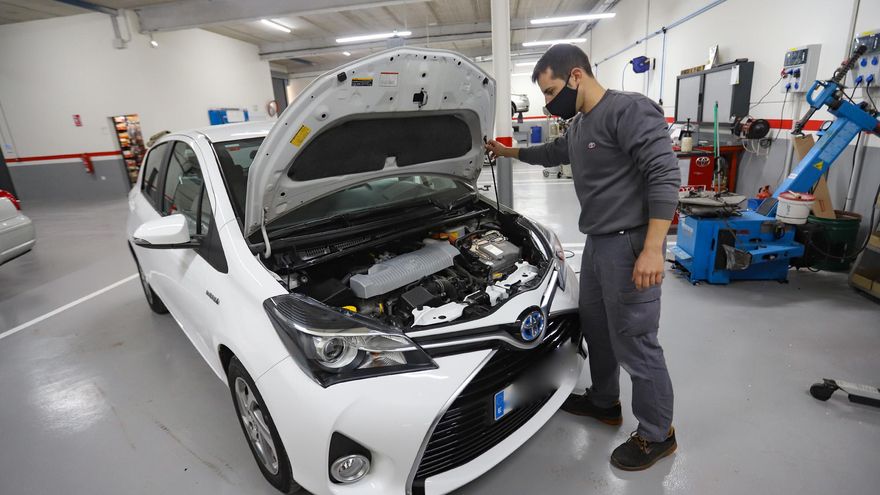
[443,191,476,211]
[267,195,443,239]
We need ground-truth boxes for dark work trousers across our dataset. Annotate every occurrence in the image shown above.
[579,225,674,442]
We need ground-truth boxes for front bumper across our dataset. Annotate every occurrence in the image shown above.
[257,317,582,495]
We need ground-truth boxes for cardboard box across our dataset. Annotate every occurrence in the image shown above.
[791,134,835,219]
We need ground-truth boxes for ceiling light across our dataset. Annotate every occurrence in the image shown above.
[522,38,586,47]
[148,32,158,48]
[261,19,291,33]
[515,61,537,66]
[530,13,616,25]
[342,51,351,56]
[336,30,412,44]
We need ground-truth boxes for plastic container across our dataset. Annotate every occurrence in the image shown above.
[680,135,694,153]
[777,191,815,225]
[798,210,862,271]
[530,126,542,144]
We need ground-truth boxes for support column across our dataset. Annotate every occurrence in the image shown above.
[491,0,514,208]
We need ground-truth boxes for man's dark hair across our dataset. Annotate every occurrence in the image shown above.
[531,43,593,83]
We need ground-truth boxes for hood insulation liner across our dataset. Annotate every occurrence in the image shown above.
[288,114,472,182]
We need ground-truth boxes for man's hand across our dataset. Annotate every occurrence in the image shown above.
[484,139,518,160]
[632,247,665,289]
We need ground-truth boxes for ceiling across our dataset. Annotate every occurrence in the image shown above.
[0,0,614,75]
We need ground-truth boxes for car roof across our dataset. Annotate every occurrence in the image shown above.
[188,120,274,143]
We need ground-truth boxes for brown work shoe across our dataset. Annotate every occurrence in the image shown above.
[610,428,677,471]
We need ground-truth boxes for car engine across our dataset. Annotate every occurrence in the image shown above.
[275,223,546,329]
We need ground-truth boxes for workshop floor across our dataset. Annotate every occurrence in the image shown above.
[1,162,878,495]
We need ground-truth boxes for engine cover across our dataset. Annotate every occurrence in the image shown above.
[349,240,460,298]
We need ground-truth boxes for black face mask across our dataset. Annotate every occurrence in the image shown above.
[544,78,579,120]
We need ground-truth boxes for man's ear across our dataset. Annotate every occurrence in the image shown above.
[570,67,587,85]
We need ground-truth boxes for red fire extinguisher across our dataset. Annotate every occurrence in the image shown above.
[81,153,94,174]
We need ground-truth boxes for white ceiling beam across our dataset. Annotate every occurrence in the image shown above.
[135,0,429,32]
[259,19,532,60]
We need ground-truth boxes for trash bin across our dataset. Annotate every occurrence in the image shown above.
[793,210,862,271]
[530,126,542,144]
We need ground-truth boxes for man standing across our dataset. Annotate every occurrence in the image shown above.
[485,43,680,471]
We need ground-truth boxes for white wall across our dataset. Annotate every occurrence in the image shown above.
[0,12,274,158]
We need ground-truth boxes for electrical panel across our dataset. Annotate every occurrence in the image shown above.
[781,44,821,93]
[850,29,880,90]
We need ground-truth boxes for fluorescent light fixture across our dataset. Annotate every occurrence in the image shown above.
[342,51,351,56]
[515,61,537,66]
[523,38,587,46]
[530,13,615,25]
[336,30,412,44]
[148,32,158,48]
[522,38,586,47]
[261,19,291,33]
[511,72,533,76]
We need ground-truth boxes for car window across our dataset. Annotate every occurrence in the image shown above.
[213,137,263,219]
[141,142,168,209]
[162,141,212,237]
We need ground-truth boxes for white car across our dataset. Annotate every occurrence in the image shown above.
[127,48,582,495]
[0,189,36,266]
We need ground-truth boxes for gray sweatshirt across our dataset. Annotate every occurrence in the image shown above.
[518,90,680,235]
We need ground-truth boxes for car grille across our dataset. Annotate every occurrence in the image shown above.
[411,314,578,492]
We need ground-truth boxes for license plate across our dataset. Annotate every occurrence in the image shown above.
[494,385,516,421]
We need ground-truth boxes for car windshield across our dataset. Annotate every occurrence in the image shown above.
[268,175,472,232]
[213,137,264,218]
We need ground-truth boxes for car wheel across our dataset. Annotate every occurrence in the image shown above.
[227,357,302,494]
[511,102,517,117]
[134,255,169,314]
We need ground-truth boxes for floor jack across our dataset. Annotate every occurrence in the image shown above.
[672,45,880,284]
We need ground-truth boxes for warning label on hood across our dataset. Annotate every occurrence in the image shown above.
[351,77,373,87]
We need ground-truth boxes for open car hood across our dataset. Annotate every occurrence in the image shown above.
[244,47,496,236]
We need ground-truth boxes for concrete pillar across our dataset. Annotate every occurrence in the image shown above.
[491,0,514,208]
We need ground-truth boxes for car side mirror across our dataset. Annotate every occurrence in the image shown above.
[132,214,200,249]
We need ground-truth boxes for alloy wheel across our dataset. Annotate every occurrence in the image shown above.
[234,377,280,475]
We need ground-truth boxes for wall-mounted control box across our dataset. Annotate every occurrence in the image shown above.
[781,44,821,93]
[850,29,880,90]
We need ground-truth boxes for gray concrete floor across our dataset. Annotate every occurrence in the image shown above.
[1,164,879,495]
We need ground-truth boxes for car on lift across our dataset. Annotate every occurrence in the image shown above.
[0,189,35,266]
[127,48,582,495]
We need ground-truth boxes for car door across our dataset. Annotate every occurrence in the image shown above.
[129,141,170,282]
[152,139,226,360]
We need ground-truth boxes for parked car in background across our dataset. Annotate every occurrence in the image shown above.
[0,189,36,266]
[127,48,581,495]
[512,93,530,115]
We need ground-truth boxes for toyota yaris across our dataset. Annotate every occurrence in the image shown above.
[127,48,583,495]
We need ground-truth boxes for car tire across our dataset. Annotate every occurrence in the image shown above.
[227,356,302,494]
[511,102,517,117]
[133,253,169,314]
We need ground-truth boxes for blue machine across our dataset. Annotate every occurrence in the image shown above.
[673,45,880,284]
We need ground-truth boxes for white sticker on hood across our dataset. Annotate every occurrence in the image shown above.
[379,72,399,87]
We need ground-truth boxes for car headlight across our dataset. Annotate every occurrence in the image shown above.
[518,216,567,291]
[263,293,437,387]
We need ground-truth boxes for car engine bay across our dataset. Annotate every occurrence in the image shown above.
[265,210,550,329]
